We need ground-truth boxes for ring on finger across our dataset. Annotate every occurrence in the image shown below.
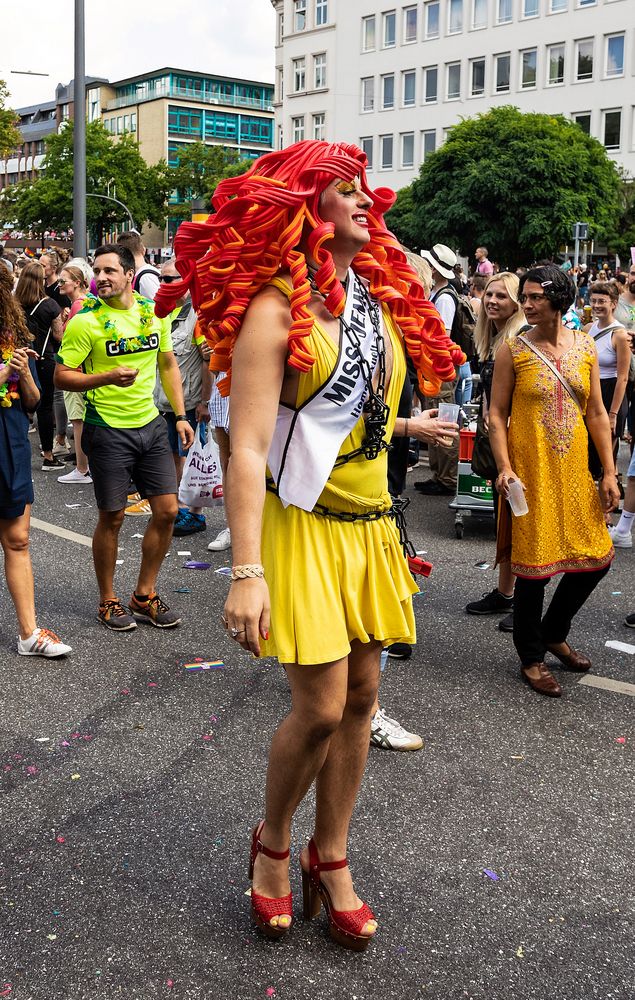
[230,625,246,638]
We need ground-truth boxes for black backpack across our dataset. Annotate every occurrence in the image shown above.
[434,285,476,357]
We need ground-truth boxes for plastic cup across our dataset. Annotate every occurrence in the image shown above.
[507,479,528,517]
[438,402,460,424]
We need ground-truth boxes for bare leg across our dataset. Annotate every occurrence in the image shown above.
[307,638,380,934]
[252,656,350,924]
[93,508,125,602]
[135,493,178,595]
[498,560,515,597]
[0,506,37,639]
[71,419,89,474]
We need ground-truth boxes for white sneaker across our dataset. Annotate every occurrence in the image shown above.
[208,527,231,551]
[17,627,72,658]
[370,708,423,751]
[608,524,633,549]
[53,438,70,456]
[57,467,93,484]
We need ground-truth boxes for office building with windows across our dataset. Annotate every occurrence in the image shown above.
[2,68,274,245]
[271,0,634,191]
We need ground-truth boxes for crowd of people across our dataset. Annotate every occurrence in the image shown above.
[1,138,634,951]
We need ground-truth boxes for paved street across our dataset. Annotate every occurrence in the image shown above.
[0,443,633,1000]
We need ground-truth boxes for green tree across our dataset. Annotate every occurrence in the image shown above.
[386,106,622,267]
[0,81,21,160]
[167,141,252,217]
[0,120,172,240]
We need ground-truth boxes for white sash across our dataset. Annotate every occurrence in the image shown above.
[268,270,380,511]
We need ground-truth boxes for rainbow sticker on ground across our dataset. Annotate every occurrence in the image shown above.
[184,660,225,671]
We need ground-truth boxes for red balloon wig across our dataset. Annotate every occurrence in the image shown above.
[155,139,463,395]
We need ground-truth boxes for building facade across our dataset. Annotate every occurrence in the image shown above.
[2,68,275,246]
[271,0,634,191]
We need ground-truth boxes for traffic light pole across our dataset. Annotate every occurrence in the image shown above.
[73,0,87,258]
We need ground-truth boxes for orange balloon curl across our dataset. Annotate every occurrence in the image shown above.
[154,140,463,397]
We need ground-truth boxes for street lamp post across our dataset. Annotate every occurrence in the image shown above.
[86,193,136,232]
[73,0,87,257]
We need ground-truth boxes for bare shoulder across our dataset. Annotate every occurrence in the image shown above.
[240,284,291,346]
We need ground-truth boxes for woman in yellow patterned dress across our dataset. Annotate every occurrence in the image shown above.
[489,265,619,698]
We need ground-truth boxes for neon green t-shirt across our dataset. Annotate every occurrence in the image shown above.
[57,293,173,428]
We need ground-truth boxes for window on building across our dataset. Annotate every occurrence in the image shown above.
[403,70,416,106]
[380,134,393,169]
[605,34,625,77]
[123,114,131,132]
[313,112,325,140]
[424,66,438,102]
[401,132,415,167]
[447,62,461,100]
[362,14,376,50]
[277,11,284,44]
[497,0,512,23]
[495,53,510,92]
[472,0,487,29]
[404,6,418,42]
[448,0,463,33]
[383,10,396,46]
[470,58,485,96]
[522,0,539,15]
[361,77,375,112]
[314,53,327,89]
[361,136,373,169]
[576,39,594,80]
[130,113,137,132]
[422,130,437,161]
[382,74,395,109]
[549,0,567,10]
[276,67,284,102]
[577,0,595,5]
[521,48,537,87]
[424,1,440,38]
[293,57,306,92]
[315,0,328,25]
[573,112,591,135]
[547,44,565,84]
[61,103,70,121]
[603,109,621,149]
[294,0,306,31]
[292,115,305,143]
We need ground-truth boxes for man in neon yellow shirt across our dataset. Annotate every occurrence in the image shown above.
[55,244,195,630]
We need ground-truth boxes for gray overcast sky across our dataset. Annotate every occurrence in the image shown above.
[2,0,276,109]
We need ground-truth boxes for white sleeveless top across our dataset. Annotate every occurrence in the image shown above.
[589,321,620,379]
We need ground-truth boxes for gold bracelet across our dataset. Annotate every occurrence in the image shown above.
[230,564,265,581]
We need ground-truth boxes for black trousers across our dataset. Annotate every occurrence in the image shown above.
[387,376,413,497]
[35,357,56,453]
[513,565,610,667]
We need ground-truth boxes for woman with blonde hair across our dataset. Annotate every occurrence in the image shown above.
[466,272,526,625]
[56,264,92,484]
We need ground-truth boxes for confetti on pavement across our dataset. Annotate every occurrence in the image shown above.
[184,661,225,671]
[483,869,500,881]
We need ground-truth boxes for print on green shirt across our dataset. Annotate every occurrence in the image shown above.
[56,293,173,429]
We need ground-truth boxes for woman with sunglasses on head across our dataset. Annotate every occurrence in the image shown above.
[488,265,618,698]
[582,281,631,483]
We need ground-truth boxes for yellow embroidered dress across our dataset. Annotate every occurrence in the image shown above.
[507,333,613,579]
[260,278,418,665]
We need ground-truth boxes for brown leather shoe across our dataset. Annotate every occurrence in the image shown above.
[545,642,591,672]
[521,663,563,698]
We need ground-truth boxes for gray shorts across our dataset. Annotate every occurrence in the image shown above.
[82,415,177,511]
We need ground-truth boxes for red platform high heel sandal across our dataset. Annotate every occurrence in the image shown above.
[301,838,377,952]
[249,821,293,939]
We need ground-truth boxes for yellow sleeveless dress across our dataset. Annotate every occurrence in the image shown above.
[507,333,614,578]
[260,278,418,665]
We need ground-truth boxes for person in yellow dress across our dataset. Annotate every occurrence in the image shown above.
[489,265,619,698]
[155,140,462,950]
